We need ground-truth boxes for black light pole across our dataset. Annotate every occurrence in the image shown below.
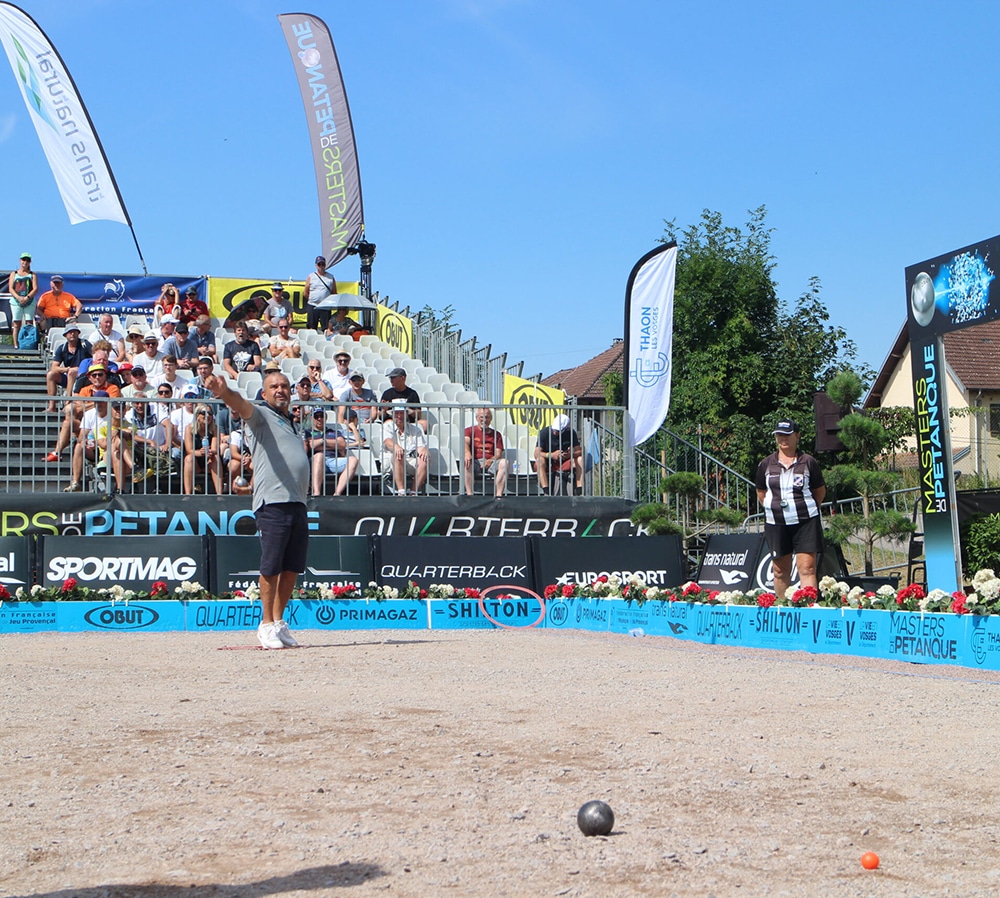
[348,239,376,329]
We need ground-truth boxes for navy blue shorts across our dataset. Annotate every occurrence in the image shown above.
[255,502,309,576]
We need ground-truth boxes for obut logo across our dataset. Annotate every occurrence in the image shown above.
[377,311,411,354]
[508,384,556,431]
[84,604,160,631]
[548,600,569,627]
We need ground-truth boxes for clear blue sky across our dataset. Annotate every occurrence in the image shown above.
[2,0,998,381]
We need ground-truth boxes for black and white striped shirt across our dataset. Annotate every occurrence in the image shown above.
[755,451,824,526]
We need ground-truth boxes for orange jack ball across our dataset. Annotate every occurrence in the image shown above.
[860,851,880,870]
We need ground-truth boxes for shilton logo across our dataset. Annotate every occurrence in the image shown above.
[84,604,160,630]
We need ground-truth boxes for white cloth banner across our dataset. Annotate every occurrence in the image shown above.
[0,3,127,225]
[626,244,677,447]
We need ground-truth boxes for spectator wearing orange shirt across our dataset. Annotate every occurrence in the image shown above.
[35,275,82,334]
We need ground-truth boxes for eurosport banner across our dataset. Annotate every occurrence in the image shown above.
[33,272,206,318]
[0,4,128,225]
[902,237,999,592]
[0,494,641,539]
[278,13,364,269]
[624,243,677,447]
[530,536,686,592]
[376,303,414,357]
[502,373,566,436]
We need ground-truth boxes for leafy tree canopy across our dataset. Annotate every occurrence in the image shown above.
[658,206,870,476]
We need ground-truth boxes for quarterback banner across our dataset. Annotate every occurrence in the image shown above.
[279,13,364,269]
[0,3,129,225]
[624,243,677,447]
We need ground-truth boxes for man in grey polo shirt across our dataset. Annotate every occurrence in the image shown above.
[205,369,311,649]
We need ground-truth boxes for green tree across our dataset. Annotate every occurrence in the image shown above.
[658,207,865,478]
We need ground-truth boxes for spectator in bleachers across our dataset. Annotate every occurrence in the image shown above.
[178,285,208,325]
[153,381,175,427]
[226,420,253,495]
[35,275,81,335]
[306,407,358,496]
[183,403,222,494]
[74,342,118,391]
[382,401,428,496]
[124,323,146,362]
[63,390,112,492]
[325,307,358,338]
[153,284,181,327]
[322,350,353,396]
[339,371,377,429]
[45,364,121,464]
[192,314,217,362]
[292,376,314,426]
[87,313,126,363]
[153,355,185,392]
[464,408,509,498]
[263,283,294,334]
[118,398,172,486]
[379,367,424,430]
[247,319,270,357]
[8,252,37,349]
[191,356,217,400]
[304,255,337,330]
[305,359,334,401]
[45,320,91,413]
[160,321,200,369]
[159,315,177,343]
[535,414,583,496]
[169,384,200,463]
[223,321,262,377]
[269,321,301,361]
[136,331,166,379]
[122,364,152,399]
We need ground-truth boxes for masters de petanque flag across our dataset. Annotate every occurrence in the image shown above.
[279,13,364,269]
[624,243,677,447]
[0,3,129,225]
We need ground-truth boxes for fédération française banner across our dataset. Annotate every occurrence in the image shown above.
[624,243,677,447]
[0,3,129,225]
[278,13,364,269]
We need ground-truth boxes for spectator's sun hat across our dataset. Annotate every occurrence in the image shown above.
[312,408,325,418]
[773,419,800,435]
[298,375,311,386]
[175,322,189,333]
[182,385,200,398]
[349,372,365,382]
[315,255,326,264]
[160,315,177,325]
[51,275,63,283]
[263,360,281,372]
[127,323,145,337]
[387,367,406,378]
[19,252,30,259]
[551,414,570,431]
[131,365,146,375]
[335,350,352,361]
[88,364,107,374]
[185,286,198,296]
[272,282,284,291]
[118,362,133,372]
[144,331,159,342]
[64,321,81,334]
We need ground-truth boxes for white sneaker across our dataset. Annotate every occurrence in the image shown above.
[273,619,299,648]
[257,622,284,649]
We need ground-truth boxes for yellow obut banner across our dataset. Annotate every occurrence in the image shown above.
[376,304,414,357]
[503,373,566,436]
[209,277,360,329]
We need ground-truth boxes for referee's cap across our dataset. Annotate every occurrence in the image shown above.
[772,419,800,435]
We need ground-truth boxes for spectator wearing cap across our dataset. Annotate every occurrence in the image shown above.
[178,285,208,324]
[86,313,126,363]
[137,331,166,379]
[74,343,119,391]
[305,407,359,496]
[269,319,302,361]
[121,364,152,399]
[161,320,200,369]
[322,349,354,396]
[534,414,583,496]
[35,275,81,333]
[44,361,121,464]
[192,314,217,362]
[159,315,177,343]
[379,367,424,430]
[382,400,428,495]
[304,255,337,330]
[153,284,181,327]
[291,375,316,426]
[45,320,92,413]
[8,251,37,349]
[755,419,826,600]
[223,321,262,379]
[339,371,377,428]
[263,283,294,335]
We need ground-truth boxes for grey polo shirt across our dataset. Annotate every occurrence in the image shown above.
[246,403,311,512]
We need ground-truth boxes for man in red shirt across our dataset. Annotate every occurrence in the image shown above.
[178,286,209,324]
[464,407,508,497]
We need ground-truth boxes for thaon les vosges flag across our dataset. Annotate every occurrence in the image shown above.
[279,12,364,269]
[0,3,128,225]
[625,242,677,447]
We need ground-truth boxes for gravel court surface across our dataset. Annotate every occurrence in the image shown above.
[3,627,1000,898]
